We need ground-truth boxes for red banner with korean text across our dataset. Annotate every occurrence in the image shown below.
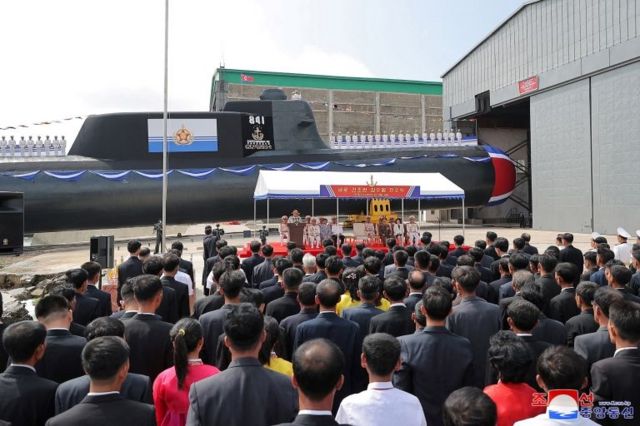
[321,185,419,198]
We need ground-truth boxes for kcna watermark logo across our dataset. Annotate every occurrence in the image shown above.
[532,390,634,421]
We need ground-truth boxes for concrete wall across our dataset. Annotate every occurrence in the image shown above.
[224,83,443,142]
[591,61,640,234]
[530,79,593,232]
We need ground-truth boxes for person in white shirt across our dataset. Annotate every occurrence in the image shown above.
[336,333,427,426]
[613,227,633,265]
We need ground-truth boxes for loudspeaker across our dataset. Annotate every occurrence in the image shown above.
[0,192,24,255]
[90,235,114,268]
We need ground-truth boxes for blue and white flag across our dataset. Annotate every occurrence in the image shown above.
[147,119,218,153]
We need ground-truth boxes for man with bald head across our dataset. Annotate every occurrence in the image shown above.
[294,279,362,412]
[275,339,348,426]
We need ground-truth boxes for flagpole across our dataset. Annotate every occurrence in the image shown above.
[161,0,169,254]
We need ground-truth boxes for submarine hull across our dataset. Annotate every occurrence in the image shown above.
[0,104,515,233]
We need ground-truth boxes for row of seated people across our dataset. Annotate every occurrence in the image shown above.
[2,227,639,425]
[279,215,422,247]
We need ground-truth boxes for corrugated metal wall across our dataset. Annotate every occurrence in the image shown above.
[591,61,640,234]
[530,79,592,232]
[444,0,640,108]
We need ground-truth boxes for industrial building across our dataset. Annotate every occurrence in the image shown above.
[442,0,640,234]
[210,68,443,143]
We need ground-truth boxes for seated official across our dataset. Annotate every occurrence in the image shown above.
[55,317,152,414]
[0,321,58,426]
[275,339,350,426]
[336,333,426,426]
[45,336,155,426]
[153,318,219,426]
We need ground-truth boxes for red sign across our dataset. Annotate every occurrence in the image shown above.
[518,76,539,95]
[240,73,254,83]
[325,185,416,198]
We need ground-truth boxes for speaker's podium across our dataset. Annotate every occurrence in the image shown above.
[288,223,305,248]
[0,192,24,256]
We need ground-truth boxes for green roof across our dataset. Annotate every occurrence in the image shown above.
[211,68,442,108]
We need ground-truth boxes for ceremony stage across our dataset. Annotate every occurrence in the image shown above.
[237,240,391,258]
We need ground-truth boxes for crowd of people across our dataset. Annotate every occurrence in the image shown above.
[1,227,640,426]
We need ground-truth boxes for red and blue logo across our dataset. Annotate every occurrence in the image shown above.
[483,145,516,206]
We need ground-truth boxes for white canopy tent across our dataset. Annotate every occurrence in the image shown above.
[253,170,466,235]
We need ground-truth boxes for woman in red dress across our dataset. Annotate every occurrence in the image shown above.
[153,318,220,426]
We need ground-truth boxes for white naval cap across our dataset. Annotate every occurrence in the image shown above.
[617,227,632,239]
[591,232,600,240]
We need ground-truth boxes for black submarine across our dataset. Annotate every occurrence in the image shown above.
[0,90,516,233]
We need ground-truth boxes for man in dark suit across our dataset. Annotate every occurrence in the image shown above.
[241,240,264,284]
[468,247,494,285]
[46,336,155,426]
[281,283,318,361]
[341,244,361,268]
[192,261,227,319]
[123,275,173,383]
[591,300,640,420]
[404,270,426,312]
[275,339,349,426]
[342,275,384,337]
[54,317,151,413]
[353,243,365,265]
[488,258,511,305]
[395,286,474,426]
[521,232,538,256]
[519,284,567,345]
[161,253,191,319]
[117,240,144,300]
[413,250,436,287]
[574,286,624,374]
[187,303,297,426]
[0,321,58,426]
[446,266,501,388]
[171,241,195,285]
[369,276,413,337]
[498,270,534,329]
[303,253,329,284]
[81,261,113,316]
[202,243,232,292]
[110,281,139,320]
[262,257,292,306]
[590,247,615,287]
[607,263,640,303]
[582,251,599,281]
[559,232,584,274]
[142,255,179,323]
[201,226,215,294]
[294,279,362,411]
[505,299,551,390]
[34,295,86,383]
[266,267,303,323]
[548,262,581,323]
[488,237,510,281]
[65,268,101,327]
[484,231,499,261]
[566,281,599,346]
[449,235,466,258]
[252,244,275,287]
[497,253,529,300]
[383,250,413,280]
[535,254,560,314]
[199,269,245,365]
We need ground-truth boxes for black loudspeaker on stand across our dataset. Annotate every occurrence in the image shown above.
[90,235,114,269]
[0,192,24,256]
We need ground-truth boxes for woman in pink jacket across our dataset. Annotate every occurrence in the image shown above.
[153,318,220,426]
